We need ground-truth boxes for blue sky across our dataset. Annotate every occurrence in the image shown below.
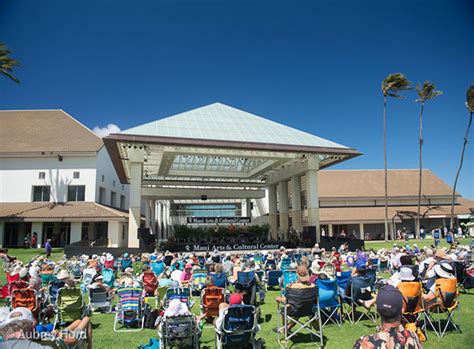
[1,0,473,198]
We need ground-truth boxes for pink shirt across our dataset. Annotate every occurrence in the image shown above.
[181,270,192,282]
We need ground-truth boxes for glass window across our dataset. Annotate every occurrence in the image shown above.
[32,186,50,202]
[101,175,105,182]
[73,171,80,179]
[68,185,85,201]
[113,180,115,187]
[99,187,106,204]
[110,191,117,207]
[120,195,126,210]
[38,172,45,179]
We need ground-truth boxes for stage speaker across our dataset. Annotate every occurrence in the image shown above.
[250,202,254,210]
[138,228,155,252]
[201,195,208,201]
[303,226,317,246]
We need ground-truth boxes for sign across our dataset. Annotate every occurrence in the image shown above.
[186,216,251,224]
[178,242,287,252]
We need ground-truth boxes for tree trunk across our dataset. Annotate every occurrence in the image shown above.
[384,95,389,241]
[417,102,424,239]
[450,111,473,230]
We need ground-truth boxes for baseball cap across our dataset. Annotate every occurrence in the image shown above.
[376,285,403,318]
[354,260,366,271]
[229,293,243,305]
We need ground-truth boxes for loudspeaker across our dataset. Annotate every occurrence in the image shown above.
[201,195,208,201]
[138,228,155,252]
[303,226,317,245]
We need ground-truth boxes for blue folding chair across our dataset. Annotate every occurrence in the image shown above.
[150,260,165,277]
[282,271,298,295]
[280,258,291,272]
[215,304,258,349]
[235,271,256,305]
[211,272,228,289]
[101,268,115,287]
[267,270,282,289]
[317,279,342,327]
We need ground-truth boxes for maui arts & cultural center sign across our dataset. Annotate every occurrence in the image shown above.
[180,242,286,252]
[186,216,251,224]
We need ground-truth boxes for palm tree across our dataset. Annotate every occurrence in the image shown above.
[450,85,474,230]
[415,82,442,238]
[0,42,21,84]
[381,73,412,241]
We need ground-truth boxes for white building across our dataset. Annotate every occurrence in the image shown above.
[0,110,130,248]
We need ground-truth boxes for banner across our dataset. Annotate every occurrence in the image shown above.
[175,242,290,252]
[186,216,251,224]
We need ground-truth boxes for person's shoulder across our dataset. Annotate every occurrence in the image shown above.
[352,334,376,349]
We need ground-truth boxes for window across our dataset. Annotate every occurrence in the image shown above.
[101,175,105,182]
[120,195,126,210]
[67,185,85,201]
[122,225,126,240]
[99,187,106,204]
[32,186,50,202]
[110,191,117,207]
[38,172,45,179]
[122,185,124,191]
[73,171,80,179]
[113,180,115,187]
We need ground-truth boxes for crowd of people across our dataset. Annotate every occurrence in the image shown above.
[0,237,471,348]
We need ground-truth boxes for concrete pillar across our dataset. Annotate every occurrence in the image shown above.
[108,221,120,247]
[0,222,4,248]
[328,224,333,237]
[31,222,43,248]
[268,184,278,239]
[278,180,289,237]
[145,199,151,229]
[150,200,156,234]
[128,161,143,248]
[306,158,320,242]
[291,176,303,232]
[245,198,252,218]
[70,222,82,244]
[156,202,162,238]
[359,223,365,240]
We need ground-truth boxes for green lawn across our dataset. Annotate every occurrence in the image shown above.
[1,241,472,348]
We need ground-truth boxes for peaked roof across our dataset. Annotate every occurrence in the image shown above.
[0,110,103,155]
[120,102,348,149]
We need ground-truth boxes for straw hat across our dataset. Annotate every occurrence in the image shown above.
[435,249,447,259]
[296,265,310,282]
[57,269,70,280]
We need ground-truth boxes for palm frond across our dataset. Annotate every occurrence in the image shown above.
[382,73,413,98]
[0,42,21,84]
[415,81,442,103]
[466,85,474,112]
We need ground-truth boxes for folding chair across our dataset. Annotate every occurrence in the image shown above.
[159,314,200,349]
[81,268,96,293]
[89,286,112,313]
[344,275,377,324]
[114,286,145,332]
[192,268,208,293]
[211,272,228,289]
[336,271,351,295]
[424,278,461,338]
[235,271,256,305]
[317,279,342,327]
[267,270,283,290]
[142,271,158,296]
[164,287,193,308]
[101,268,115,287]
[280,258,291,272]
[397,281,424,324]
[201,286,225,319]
[215,304,258,349]
[151,260,166,277]
[54,286,86,329]
[277,287,323,347]
[11,288,38,316]
[281,271,298,295]
[48,280,66,303]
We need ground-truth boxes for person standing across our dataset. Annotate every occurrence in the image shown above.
[419,226,425,240]
[24,233,30,248]
[433,228,440,248]
[31,232,38,249]
[44,239,52,259]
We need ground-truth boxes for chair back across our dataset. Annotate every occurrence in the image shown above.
[351,275,373,302]
[102,268,115,287]
[202,286,225,317]
[143,272,158,294]
[282,271,298,292]
[57,286,84,322]
[397,281,423,314]
[157,286,169,304]
[286,286,318,318]
[162,315,197,346]
[11,288,37,313]
[237,271,255,288]
[82,268,96,286]
[89,287,108,304]
[192,269,207,288]
[151,261,165,276]
[317,279,339,308]
[48,280,65,303]
[6,272,20,284]
[267,270,282,288]
[336,271,351,294]
[222,305,256,346]
[211,273,227,288]
[281,258,291,271]
[165,287,191,307]
[436,278,458,309]
[9,280,29,294]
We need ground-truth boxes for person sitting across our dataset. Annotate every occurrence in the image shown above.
[180,263,193,286]
[141,264,158,296]
[0,308,50,348]
[210,263,228,288]
[214,293,243,330]
[345,260,376,308]
[353,285,422,348]
[170,263,183,287]
[422,262,456,304]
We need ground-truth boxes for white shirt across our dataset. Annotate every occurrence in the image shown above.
[170,269,183,284]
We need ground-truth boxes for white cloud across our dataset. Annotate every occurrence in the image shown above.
[93,124,121,138]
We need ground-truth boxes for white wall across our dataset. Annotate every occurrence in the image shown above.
[0,156,97,203]
[95,147,129,210]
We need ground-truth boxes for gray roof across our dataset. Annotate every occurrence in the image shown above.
[121,103,348,149]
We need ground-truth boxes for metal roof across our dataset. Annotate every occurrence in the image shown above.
[121,102,348,149]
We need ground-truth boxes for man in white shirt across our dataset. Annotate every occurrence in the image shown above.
[170,265,183,286]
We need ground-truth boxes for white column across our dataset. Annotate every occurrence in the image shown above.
[278,180,289,237]
[0,222,4,248]
[359,223,365,240]
[268,184,278,239]
[108,220,120,247]
[291,176,303,232]
[151,200,156,234]
[128,161,143,248]
[31,222,43,248]
[328,224,333,237]
[145,199,151,229]
[245,198,252,218]
[306,158,320,242]
[156,202,162,238]
[70,222,82,244]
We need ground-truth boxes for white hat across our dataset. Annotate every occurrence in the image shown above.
[125,267,134,274]
[19,267,28,278]
[399,267,415,281]
[289,262,298,269]
[310,260,321,274]
[280,246,286,251]
[6,307,34,324]
[106,253,114,262]
[57,269,70,280]
[434,263,455,279]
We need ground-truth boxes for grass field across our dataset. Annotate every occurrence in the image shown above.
[1,240,472,348]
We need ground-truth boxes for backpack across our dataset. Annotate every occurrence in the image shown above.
[143,305,159,329]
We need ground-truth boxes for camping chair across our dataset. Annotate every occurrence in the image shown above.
[336,271,351,295]
[159,314,200,349]
[201,286,225,319]
[151,260,166,277]
[211,272,228,289]
[192,268,208,293]
[424,278,461,338]
[40,271,54,288]
[281,271,298,295]
[344,275,377,324]
[215,304,258,349]
[89,286,112,313]
[157,285,169,308]
[69,263,82,281]
[277,286,323,347]
[81,268,96,293]
[142,271,158,296]
[235,271,256,305]
[11,288,38,315]
[48,280,66,303]
[54,286,86,329]
[317,279,342,327]
[101,268,115,287]
[379,259,389,272]
[114,286,145,332]
[454,261,471,293]
[280,258,291,272]
[164,287,193,308]
[397,281,424,324]
[267,270,282,290]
